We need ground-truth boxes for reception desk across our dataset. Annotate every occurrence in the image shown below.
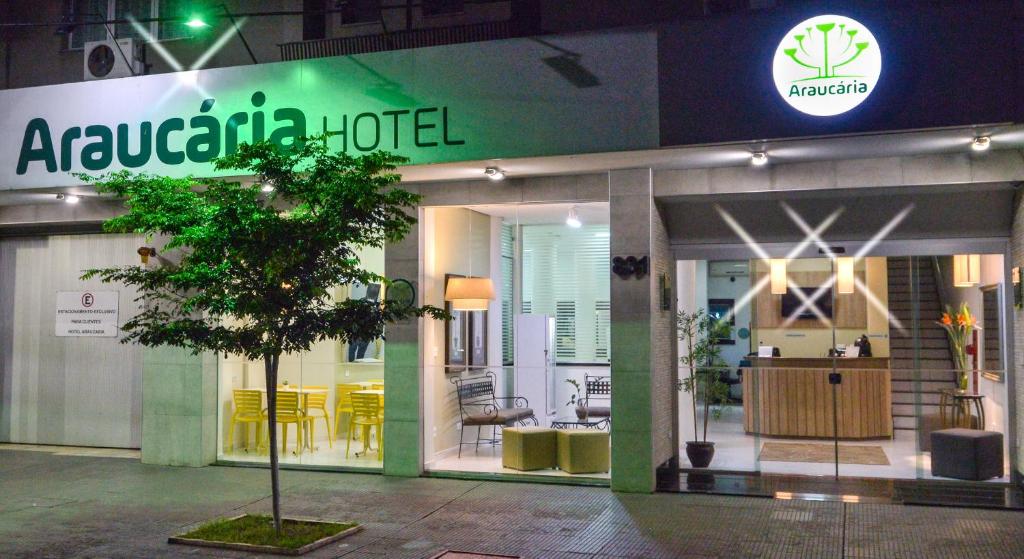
[742,357,892,439]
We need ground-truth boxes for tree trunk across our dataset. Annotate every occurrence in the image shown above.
[264,353,282,535]
[687,337,697,442]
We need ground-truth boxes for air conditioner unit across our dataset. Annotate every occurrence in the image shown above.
[709,261,750,278]
[83,39,143,81]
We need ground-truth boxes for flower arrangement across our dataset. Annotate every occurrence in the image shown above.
[937,302,980,391]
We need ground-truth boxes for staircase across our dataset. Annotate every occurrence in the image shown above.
[887,258,957,433]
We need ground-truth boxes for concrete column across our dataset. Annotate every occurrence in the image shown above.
[609,169,679,492]
[383,195,424,477]
[141,346,217,466]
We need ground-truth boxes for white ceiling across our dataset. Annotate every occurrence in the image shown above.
[3,123,1021,206]
[396,123,1024,183]
[468,202,609,225]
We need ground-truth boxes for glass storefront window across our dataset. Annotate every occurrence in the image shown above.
[216,245,386,469]
[678,253,1011,482]
[422,203,611,479]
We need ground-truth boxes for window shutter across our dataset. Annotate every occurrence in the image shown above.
[521,224,609,363]
[501,224,515,365]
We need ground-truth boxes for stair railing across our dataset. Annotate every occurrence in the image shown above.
[930,256,951,312]
[929,256,960,390]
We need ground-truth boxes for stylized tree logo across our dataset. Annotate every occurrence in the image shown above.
[772,15,881,116]
[782,21,870,81]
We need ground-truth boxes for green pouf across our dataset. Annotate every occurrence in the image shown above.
[557,429,610,474]
[502,427,558,471]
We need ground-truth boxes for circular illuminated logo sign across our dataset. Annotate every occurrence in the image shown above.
[772,14,882,116]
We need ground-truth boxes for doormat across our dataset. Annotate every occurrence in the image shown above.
[759,442,890,465]
[428,548,520,552]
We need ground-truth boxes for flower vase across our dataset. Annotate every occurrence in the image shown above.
[957,369,969,392]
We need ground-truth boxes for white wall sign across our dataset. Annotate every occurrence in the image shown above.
[55,291,119,337]
[772,14,882,116]
[0,31,658,190]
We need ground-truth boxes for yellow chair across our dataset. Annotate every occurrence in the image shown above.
[371,383,384,391]
[262,390,309,455]
[335,383,361,441]
[302,385,332,449]
[347,392,384,460]
[228,389,264,453]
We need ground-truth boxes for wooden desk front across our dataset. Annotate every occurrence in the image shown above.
[742,358,892,439]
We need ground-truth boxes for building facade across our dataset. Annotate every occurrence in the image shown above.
[1,0,1023,494]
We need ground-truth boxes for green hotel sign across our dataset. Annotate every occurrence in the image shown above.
[772,14,882,116]
[16,93,465,175]
[1,31,658,189]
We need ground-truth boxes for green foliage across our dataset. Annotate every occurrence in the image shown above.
[677,309,732,443]
[78,135,447,360]
[179,514,356,550]
[565,378,582,407]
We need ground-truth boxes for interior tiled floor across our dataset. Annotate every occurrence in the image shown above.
[223,423,613,479]
[697,404,1010,482]
[219,431,384,469]
[428,444,611,480]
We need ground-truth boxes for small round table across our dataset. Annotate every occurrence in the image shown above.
[939,389,985,429]
[550,416,609,430]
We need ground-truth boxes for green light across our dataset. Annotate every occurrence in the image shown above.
[185,16,209,28]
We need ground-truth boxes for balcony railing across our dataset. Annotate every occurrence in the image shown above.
[279,20,513,61]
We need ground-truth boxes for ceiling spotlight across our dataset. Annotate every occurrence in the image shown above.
[566,207,582,228]
[971,136,991,152]
[185,16,210,28]
[56,193,80,204]
[261,183,275,193]
[751,152,769,166]
[484,167,505,181]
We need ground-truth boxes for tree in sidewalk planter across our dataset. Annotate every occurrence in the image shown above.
[79,135,447,535]
[677,309,732,468]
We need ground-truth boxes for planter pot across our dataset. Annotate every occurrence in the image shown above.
[575,405,589,420]
[685,441,715,468]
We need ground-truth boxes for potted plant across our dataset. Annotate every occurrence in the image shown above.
[937,302,980,392]
[565,378,588,419]
[677,309,732,468]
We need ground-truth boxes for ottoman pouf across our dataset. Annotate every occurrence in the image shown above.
[502,427,557,471]
[557,430,610,474]
[931,428,1003,481]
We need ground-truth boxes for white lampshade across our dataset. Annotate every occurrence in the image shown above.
[953,254,980,287]
[450,299,490,311]
[770,259,787,295]
[445,277,495,311]
[837,257,855,295]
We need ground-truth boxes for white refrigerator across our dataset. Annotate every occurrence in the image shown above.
[513,314,556,426]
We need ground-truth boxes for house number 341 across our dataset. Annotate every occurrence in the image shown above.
[612,255,648,279]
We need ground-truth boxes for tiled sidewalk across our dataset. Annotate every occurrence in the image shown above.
[0,448,1022,558]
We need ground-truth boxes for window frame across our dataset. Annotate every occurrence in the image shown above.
[421,0,466,18]
[68,0,191,51]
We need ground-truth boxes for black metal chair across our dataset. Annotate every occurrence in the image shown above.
[451,372,537,457]
[582,375,611,421]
